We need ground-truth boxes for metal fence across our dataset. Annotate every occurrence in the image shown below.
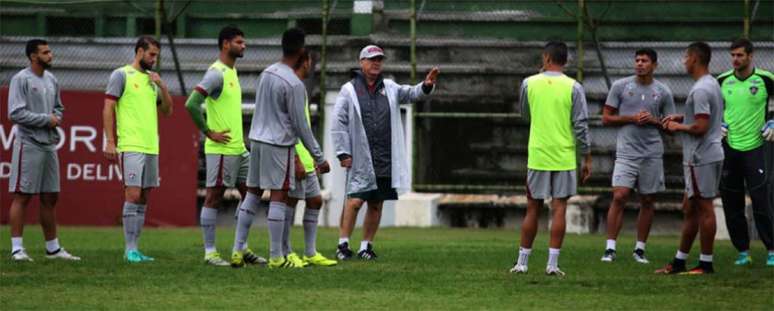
[1,0,773,196]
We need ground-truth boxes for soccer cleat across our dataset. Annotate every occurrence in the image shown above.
[632,249,649,264]
[11,249,33,262]
[230,251,245,268]
[268,256,304,269]
[655,262,686,275]
[681,265,714,275]
[509,263,528,274]
[767,253,774,267]
[734,253,752,266]
[243,248,267,265]
[357,244,378,261]
[137,251,154,261]
[545,266,566,276]
[125,250,144,263]
[286,252,309,267]
[600,249,616,262]
[336,242,353,261]
[303,252,337,266]
[204,252,230,266]
[45,248,81,261]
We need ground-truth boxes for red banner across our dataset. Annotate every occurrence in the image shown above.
[0,88,199,226]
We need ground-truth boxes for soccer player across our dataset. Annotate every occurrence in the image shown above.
[600,48,675,264]
[184,26,265,266]
[280,50,337,267]
[103,36,173,263]
[332,45,438,261]
[657,42,724,275]
[7,39,80,261]
[230,28,330,269]
[510,41,592,276]
[716,38,774,266]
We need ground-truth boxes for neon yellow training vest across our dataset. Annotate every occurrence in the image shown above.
[204,61,246,155]
[116,65,159,154]
[294,94,316,173]
[526,73,577,171]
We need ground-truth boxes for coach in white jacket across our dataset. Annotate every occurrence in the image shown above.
[332,45,439,260]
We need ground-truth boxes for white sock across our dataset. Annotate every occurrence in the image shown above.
[547,248,560,268]
[11,237,23,253]
[338,237,349,245]
[517,247,531,266]
[635,241,646,251]
[45,238,61,253]
[675,250,689,260]
[359,240,371,252]
[200,206,218,254]
[606,239,616,251]
[699,253,713,262]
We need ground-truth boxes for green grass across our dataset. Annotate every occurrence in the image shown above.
[1,226,773,310]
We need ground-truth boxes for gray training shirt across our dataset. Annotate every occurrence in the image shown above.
[519,71,591,155]
[606,76,675,159]
[7,67,64,146]
[682,74,725,166]
[105,67,161,102]
[196,67,224,99]
[248,62,324,164]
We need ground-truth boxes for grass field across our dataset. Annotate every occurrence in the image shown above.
[1,226,773,310]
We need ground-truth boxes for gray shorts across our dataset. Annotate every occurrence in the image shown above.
[120,152,159,188]
[612,157,665,195]
[205,152,249,188]
[246,141,295,191]
[9,140,60,194]
[526,169,577,200]
[684,162,723,199]
[288,172,321,199]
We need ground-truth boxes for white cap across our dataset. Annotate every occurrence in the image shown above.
[359,45,385,60]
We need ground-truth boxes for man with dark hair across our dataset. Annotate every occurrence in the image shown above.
[103,36,173,263]
[232,27,330,269]
[280,50,337,267]
[600,48,675,264]
[134,36,160,54]
[8,39,80,261]
[332,45,438,261]
[716,38,774,267]
[185,26,266,267]
[510,41,591,276]
[658,42,724,275]
[281,27,306,56]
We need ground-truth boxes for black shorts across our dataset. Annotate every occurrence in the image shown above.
[349,178,398,201]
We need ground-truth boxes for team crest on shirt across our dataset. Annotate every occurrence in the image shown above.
[229,82,234,88]
[128,173,136,180]
[134,83,140,89]
[750,86,759,95]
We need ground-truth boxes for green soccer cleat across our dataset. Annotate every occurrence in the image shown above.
[734,252,752,266]
[231,250,245,268]
[204,252,230,267]
[268,256,304,269]
[125,250,145,263]
[303,252,338,266]
[286,253,309,267]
